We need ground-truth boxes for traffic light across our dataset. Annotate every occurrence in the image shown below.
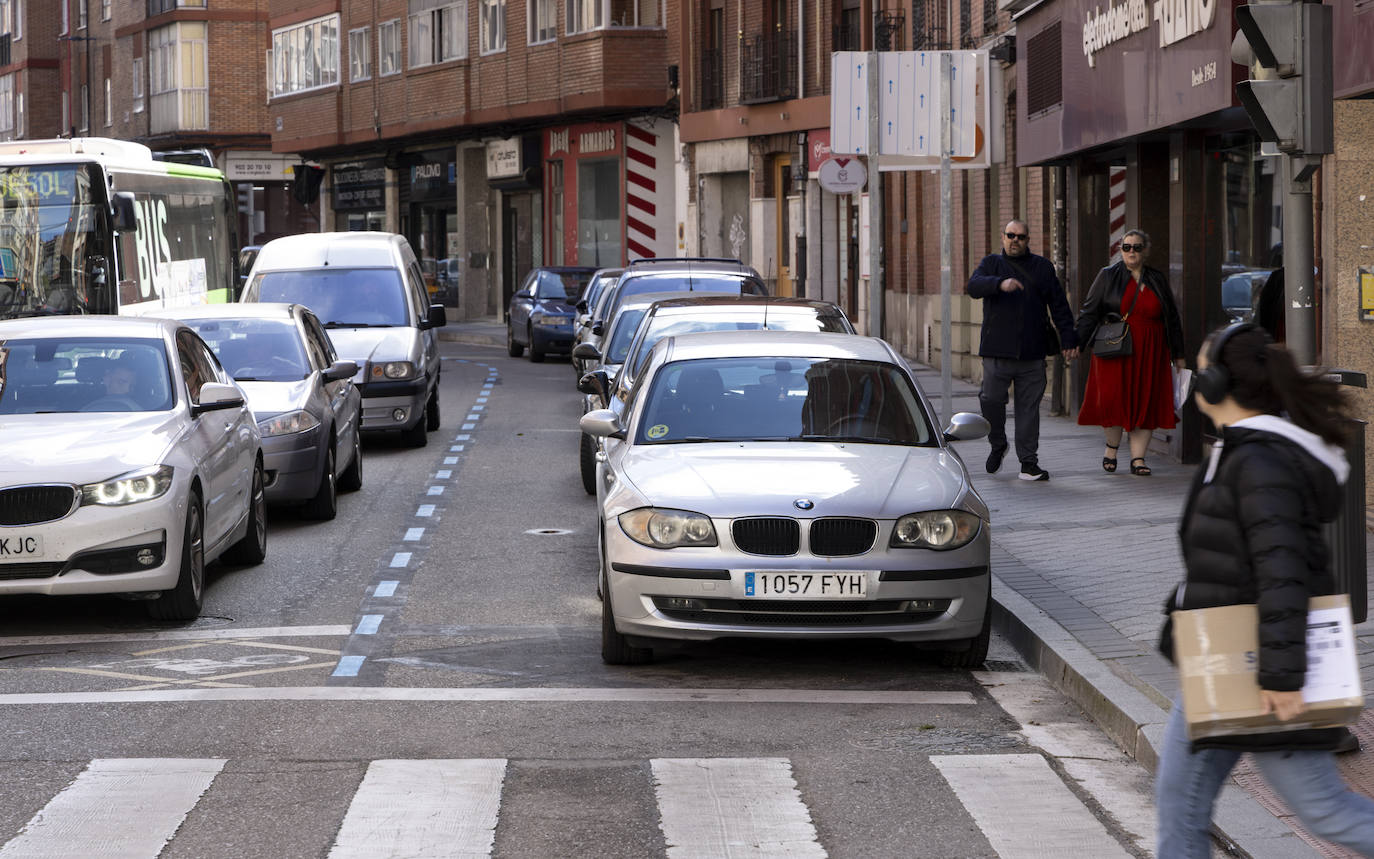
[1231,2,1333,155]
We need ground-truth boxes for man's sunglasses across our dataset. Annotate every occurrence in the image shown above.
[1004,232,1028,241]
[1121,243,1146,253]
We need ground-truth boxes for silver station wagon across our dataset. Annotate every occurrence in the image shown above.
[581,331,993,666]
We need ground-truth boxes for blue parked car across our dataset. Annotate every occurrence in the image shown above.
[506,266,598,362]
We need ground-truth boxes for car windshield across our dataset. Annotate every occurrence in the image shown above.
[628,307,852,376]
[184,318,310,382]
[604,309,648,365]
[252,269,408,327]
[636,357,934,446]
[0,336,174,414]
[619,273,763,300]
[536,270,594,302]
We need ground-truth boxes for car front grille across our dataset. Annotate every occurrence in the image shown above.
[0,562,65,581]
[809,518,877,556]
[651,596,949,627]
[731,517,800,555]
[0,485,77,526]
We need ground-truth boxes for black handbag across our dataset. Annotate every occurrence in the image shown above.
[1091,284,1141,358]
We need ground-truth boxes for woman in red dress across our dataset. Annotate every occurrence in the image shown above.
[1075,230,1186,475]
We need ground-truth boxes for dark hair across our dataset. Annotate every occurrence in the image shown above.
[1207,326,1352,445]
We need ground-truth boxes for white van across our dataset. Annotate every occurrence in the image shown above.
[241,233,446,446]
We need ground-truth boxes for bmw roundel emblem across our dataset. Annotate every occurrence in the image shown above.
[794,498,814,510]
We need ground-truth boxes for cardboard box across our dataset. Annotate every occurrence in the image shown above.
[1173,594,1365,741]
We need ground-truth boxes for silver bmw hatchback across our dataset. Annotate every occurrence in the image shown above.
[581,331,993,667]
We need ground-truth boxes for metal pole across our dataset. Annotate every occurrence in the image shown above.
[940,53,953,426]
[1282,154,1319,364]
[1049,165,1067,416]
[866,49,883,338]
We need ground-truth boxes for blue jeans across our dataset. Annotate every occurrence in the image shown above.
[1156,701,1374,857]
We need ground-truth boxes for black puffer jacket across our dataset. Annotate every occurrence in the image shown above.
[1168,420,1346,751]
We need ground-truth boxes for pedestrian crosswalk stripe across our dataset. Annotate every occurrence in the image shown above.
[652,758,826,858]
[0,758,224,859]
[931,754,1132,858]
[329,759,506,859]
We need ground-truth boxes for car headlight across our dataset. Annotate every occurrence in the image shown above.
[370,361,418,381]
[81,465,174,507]
[890,510,982,550]
[257,410,321,437]
[619,507,718,548]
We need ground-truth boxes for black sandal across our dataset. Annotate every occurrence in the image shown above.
[1102,443,1119,473]
[1130,458,1152,476]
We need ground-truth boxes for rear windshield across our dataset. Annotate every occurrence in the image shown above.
[184,318,309,382]
[604,309,647,365]
[251,269,408,327]
[535,270,595,302]
[628,307,853,376]
[619,273,765,299]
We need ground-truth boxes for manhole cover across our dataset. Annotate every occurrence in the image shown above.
[524,528,572,536]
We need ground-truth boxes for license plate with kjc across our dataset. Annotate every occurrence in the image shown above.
[744,572,867,598]
[0,534,42,559]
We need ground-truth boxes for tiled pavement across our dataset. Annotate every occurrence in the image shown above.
[444,319,1374,856]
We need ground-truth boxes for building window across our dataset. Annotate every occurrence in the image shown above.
[79,84,88,131]
[567,0,602,33]
[15,92,21,135]
[378,19,401,75]
[408,1,466,68]
[102,0,110,21]
[61,92,68,134]
[132,57,145,113]
[529,0,555,44]
[103,77,111,126]
[79,0,87,29]
[147,0,207,13]
[549,160,563,263]
[270,14,341,96]
[569,0,661,32]
[349,27,371,81]
[481,0,506,54]
[0,0,19,39]
[0,74,13,135]
[60,0,68,36]
[150,21,208,131]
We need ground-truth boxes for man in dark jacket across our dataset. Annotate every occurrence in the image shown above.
[965,220,1079,480]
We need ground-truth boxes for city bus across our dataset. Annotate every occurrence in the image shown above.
[0,137,239,317]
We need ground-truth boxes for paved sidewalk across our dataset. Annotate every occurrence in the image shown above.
[911,361,1374,859]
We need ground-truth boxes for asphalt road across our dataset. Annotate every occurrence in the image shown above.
[0,343,1162,858]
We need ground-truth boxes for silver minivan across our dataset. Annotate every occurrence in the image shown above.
[241,232,446,447]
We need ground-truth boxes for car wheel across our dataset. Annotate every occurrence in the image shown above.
[401,415,428,447]
[425,385,441,431]
[507,325,524,357]
[601,567,653,665]
[338,420,363,492]
[301,445,338,521]
[148,492,204,621]
[939,595,992,670]
[579,432,597,496]
[224,461,268,565]
[528,326,545,363]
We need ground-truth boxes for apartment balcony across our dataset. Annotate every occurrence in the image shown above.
[699,48,723,110]
[739,30,796,104]
[150,88,208,134]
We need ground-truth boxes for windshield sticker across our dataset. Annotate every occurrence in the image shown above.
[647,423,669,439]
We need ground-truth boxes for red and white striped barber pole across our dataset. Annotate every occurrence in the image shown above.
[1109,166,1127,260]
[624,119,675,260]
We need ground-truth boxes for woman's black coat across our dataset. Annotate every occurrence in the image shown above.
[1168,426,1344,751]
[1075,261,1185,360]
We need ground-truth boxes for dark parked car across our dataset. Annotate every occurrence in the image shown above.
[507,266,598,362]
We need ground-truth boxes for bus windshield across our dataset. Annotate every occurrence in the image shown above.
[0,165,112,318]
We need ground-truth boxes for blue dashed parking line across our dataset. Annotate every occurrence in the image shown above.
[331,359,498,683]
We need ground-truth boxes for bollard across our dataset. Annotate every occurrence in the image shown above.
[1325,370,1368,623]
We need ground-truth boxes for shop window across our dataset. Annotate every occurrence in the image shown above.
[481,0,506,54]
[578,159,621,267]
[269,14,341,97]
[409,0,467,68]
[349,27,371,81]
[379,20,402,76]
[529,0,556,43]
[1213,139,1282,332]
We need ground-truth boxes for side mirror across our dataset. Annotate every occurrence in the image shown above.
[425,304,448,328]
[111,191,137,232]
[571,342,601,362]
[515,289,532,300]
[580,408,625,440]
[322,360,358,383]
[577,369,610,402]
[942,412,991,443]
[576,299,588,312]
[592,322,604,336]
[193,382,246,416]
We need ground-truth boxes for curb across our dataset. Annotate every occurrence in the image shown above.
[991,576,1324,858]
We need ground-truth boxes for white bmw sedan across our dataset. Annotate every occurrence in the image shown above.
[581,331,992,666]
[0,316,266,620]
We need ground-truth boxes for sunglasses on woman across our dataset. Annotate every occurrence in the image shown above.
[1121,243,1146,253]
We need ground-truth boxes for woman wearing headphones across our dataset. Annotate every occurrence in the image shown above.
[1155,323,1374,857]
